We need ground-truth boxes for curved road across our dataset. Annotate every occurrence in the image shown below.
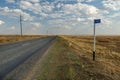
[0,36,56,79]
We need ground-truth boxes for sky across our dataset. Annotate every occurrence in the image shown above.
[0,0,120,35]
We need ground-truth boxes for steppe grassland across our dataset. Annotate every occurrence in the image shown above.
[0,35,48,44]
[62,35,120,80]
[38,36,120,80]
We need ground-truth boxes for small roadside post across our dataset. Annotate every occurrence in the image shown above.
[93,19,101,61]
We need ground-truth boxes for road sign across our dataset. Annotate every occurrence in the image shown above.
[94,19,101,24]
[93,19,101,61]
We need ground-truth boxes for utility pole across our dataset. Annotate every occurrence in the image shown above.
[18,0,23,36]
[20,14,23,36]
[93,19,101,61]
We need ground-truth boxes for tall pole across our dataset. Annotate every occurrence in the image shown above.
[20,14,23,36]
[19,0,22,36]
[93,22,96,61]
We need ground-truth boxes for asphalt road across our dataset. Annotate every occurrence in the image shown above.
[0,36,56,79]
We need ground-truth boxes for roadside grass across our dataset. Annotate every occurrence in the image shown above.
[37,37,88,80]
[36,37,114,80]
[61,36,120,80]
[0,35,48,44]
[37,36,120,80]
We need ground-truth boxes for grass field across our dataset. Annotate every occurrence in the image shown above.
[0,35,48,44]
[38,36,120,80]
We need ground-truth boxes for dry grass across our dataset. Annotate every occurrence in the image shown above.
[37,35,120,80]
[0,35,49,44]
[37,37,89,80]
[61,35,120,80]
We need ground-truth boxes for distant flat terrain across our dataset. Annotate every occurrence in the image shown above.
[0,35,49,44]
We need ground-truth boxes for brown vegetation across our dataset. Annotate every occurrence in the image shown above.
[0,35,48,44]
[38,36,120,80]
[62,35,120,80]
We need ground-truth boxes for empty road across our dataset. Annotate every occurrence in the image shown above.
[0,36,56,79]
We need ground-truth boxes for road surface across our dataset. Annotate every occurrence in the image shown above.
[0,36,56,79]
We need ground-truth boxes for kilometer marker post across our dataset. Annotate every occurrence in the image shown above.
[93,19,101,61]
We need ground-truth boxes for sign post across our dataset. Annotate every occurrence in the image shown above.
[93,19,101,61]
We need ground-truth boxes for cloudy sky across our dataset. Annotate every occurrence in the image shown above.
[0,0,120,35]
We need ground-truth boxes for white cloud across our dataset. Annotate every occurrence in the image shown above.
[40,13,48,17]
[20,0,54,17]
[109,12,120,18]
[6,0,15,3]
[8,26,16,30]
[32,27,37,30]
[0,20,5,25]
[20,1,34,10]
[49,13,63,18]
[0,7,34,21]
[77,18,85,22]
[31,22,41,30]
[20,1,42,14]
[60,2,109,26]
[86,0,94,2]
[19,0,100,21]
[77,0,94,3]
[64,25,72,30]
[18,0,111,25]
[1,0,119,34]
[21,12,34,21]
[62,3,99,17]
[25,0,40,3]
[20,1,32,10]
[1,7,10,13]
[31,22,41,27]
[102,0,120,11]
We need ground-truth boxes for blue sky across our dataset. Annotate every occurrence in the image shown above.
[0,0,120,35]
